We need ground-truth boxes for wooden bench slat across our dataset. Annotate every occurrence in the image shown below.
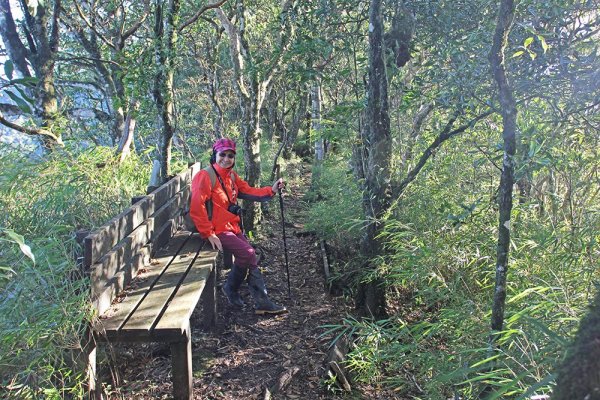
[93,232,192,336]
[90,185,191,312]
[118,238,205,336]
[153,186,190,232]
[154,243,218,334]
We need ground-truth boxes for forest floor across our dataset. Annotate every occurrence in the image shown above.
[100,163,400,399]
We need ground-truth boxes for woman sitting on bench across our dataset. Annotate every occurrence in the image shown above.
[190,137,288,315]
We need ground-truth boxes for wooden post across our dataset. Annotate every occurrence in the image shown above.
[171,325,193,400]
[83,330,102,400]
[147,159,162,194]
[201,263,217,329]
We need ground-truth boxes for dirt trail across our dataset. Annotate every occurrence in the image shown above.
[106,165,352,399]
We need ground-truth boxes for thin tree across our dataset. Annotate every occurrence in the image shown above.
[487,0,517,353]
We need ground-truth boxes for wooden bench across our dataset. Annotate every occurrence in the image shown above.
[83,162,218,400]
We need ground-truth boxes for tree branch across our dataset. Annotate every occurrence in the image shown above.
[122,0,151,41]
[178,0,228,33]
[72,0,116,50]
[0,111,63,145]
[393,109,494,198]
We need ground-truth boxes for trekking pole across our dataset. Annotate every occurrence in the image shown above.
[275,164,291,298]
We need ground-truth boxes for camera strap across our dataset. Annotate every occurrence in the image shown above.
[210,164,236,206]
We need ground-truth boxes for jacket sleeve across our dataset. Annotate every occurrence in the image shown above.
[234,172,275,202]
[190,170,214,238]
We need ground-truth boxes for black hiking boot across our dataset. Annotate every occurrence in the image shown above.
[222,264,247,307]
[247,267,288,315]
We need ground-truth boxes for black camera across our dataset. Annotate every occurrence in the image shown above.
[228,204,244,216]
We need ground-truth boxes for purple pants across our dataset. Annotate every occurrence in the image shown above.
[216,231,258,269]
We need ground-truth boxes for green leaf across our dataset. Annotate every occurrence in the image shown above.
[528,50,537,60]
[5,90,33,114]
[523,316,568,347]
[11,77,39,87]
[523,37,534,48]
[511,50,525,58]
[15,86,35,105]
[4,60,14,80]
[537,35,548,53]
[0,266,16,275]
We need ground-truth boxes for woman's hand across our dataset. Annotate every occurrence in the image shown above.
[208,234,223,251]
[272,178,285,194]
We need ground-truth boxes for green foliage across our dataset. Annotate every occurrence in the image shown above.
[305,157,364,246]
[0,146,150,398]
[319,124,599,397]
[0,61,38,115]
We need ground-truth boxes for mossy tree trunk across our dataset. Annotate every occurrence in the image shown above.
[0,0,62,147]
[355,0,392,320]
[153,0,180,181]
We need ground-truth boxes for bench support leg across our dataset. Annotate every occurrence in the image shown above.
[81,329,103,400]
[201,264,217,329]
[171,327,192,400]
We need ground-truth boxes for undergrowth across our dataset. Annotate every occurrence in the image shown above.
[0,146,150,399]
[312,146,599,398]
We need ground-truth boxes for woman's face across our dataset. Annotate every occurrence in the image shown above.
[216,150,235,168]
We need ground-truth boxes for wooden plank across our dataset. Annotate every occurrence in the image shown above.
[130,244,152,277]
[90,219,154,300]
[153,241,218,335]
[91,244,152,316]
[149,176,179,212]
[84,196,153,268]
[148,165,194,211]
[200,262,217,329]
[93,270,126,317]
[84,163,197,268]
[152,187,189,233]
[93,232,192,337]
[152,219,177,254]
[118,236,204,337]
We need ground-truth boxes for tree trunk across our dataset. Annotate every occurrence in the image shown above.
[283,85,309,159]
[355,0,392,320]
[28,0,61,147]
[241,95,263,231]
[118,99,140,162]
[153,0,181,182]
[1,0,63,147]
[488,0,517,348]
[0,0,32,78]
[312,80,324,162]
[402,102,432,168]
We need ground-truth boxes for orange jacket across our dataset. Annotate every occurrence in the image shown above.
[190,163,275,238]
